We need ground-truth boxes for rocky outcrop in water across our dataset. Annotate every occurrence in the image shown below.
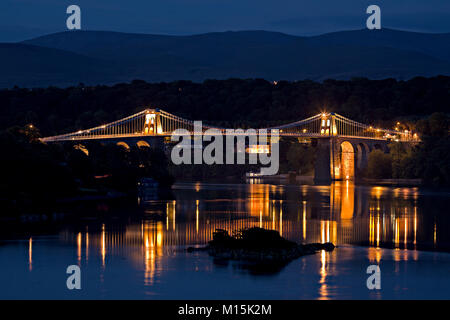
[187,227,335,263]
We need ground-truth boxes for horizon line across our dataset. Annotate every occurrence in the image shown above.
[10,26,450,44]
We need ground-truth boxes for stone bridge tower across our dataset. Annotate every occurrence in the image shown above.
[314,114,390,184]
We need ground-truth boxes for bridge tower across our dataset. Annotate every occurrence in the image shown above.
[314,112,390,184]
[314,113,356,184]
[314,113,336,184]
[143,109,163,135]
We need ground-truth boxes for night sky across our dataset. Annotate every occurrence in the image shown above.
[1,0,450,41]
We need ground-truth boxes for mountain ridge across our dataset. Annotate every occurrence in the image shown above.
[0,28,449,88]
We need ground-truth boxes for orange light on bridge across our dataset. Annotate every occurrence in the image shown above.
[145,113,156,134]
[247,145,270,154]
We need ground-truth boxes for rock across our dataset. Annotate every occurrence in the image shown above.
[188,228,335,264]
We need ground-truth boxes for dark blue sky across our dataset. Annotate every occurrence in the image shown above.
[1,0,450,41]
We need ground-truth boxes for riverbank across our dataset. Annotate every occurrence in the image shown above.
[246,174,422,187]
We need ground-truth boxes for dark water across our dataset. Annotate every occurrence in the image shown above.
[1,182,450,299]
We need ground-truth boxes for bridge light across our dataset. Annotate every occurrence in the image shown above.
[302,129,307,133]
[145,113,156,134]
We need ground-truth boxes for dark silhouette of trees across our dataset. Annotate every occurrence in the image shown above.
[1,77,449,136]
[366,150,392,179]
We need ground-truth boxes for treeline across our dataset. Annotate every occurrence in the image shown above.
[1,76,449,135]
[366,113,450,187]
[0,126,173,213]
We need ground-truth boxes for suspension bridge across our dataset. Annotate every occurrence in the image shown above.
[41,108,416,142]
[41,108,418,183]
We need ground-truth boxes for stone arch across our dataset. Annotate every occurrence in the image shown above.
[117,141,130,150]
[340,141,355,180]
[356,142,370,170]
[136,140,151,148]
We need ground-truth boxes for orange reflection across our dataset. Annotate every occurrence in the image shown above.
[318,250,329,300]
[101,224,106,268]
[376,215,380,247]
[414,207,417,246]
[341,181,354,220]
[77,232,82,264]
[434,222,437,247]
[320,220,336,244]
[302,201,307,241]
[279,203,283,236]
[368,247,382,263]
[85,232,89,262]
[28,237,32,271]
[196,200,199,233]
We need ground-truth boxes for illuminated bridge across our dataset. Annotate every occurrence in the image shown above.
[41,108,418,183]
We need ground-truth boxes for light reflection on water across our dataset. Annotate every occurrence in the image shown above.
[64,182,447,251]
[8,182,450,299]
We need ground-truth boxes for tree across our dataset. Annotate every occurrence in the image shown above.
[366,149,392,179]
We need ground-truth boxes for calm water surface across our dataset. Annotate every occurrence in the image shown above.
[1,182,450,299]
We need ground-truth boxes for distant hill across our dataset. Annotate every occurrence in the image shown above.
[308,29,450,62]
[0,43,122,88]
[0,29,449,87]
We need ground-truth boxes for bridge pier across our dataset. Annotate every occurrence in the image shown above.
[314,138,332,184]
[314,137,388,184]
